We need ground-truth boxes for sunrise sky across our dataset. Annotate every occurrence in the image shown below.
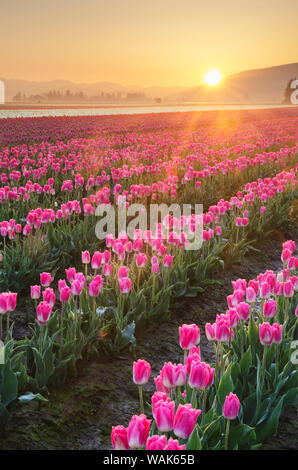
[1,0,297,86]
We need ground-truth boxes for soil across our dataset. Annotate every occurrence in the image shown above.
[0,227,297,450]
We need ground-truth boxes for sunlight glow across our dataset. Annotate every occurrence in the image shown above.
[204,69,222,86]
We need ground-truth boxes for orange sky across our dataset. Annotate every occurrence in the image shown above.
[1,0,297,86]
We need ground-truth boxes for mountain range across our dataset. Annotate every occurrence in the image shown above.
[1,63,297,104]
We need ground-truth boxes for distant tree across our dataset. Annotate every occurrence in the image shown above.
[283,78,297,104]
[13,92,22,101]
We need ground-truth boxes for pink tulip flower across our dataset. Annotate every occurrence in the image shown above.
[173,404,201,439]
[111,425,130,450]
[133,359,151,385]
[222,392,240,420]
[127,414,151,449]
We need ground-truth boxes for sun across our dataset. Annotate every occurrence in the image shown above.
[204,69,222,86]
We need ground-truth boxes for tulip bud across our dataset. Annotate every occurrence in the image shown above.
[222,392,240,420]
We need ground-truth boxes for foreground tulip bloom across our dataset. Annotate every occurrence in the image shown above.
[160,362,176,389]
[81,250,90,264]
[127,414,151,449]
[263,300,277,318]
[189,361,215,390]
[222,392,240,420]
[133,359,151,385]
[111,425,130,450]
[151,392,171,419]
[259,322,273,346]
[31,285,41,300]
[165,437,186,450]
[154,375,170,395]
[173,404,201,439]
[155,400,175,432]
[40,272,52,287]
[36,301,52,326]
[179,324,200,351]
[119,277,132,294]
[146,435,167,450]
[59,286,71,303]
[223,392,240,450]
[271,323,282,344]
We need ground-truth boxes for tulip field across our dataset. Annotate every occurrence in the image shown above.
[0,108,297,450]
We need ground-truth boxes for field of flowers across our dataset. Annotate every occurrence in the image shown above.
[0,108,297,450]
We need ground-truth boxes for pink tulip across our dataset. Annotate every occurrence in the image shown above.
[65,267,76,283]
[58,279,67,292]
[236,302,250,321]
[31,285,41,300]
[173,404,201,439]
[133,359,151,385]
[119,277,132,294]
[146,435,167,450]
[189,361,215,390]
[164,437,186,450]
[271,323,282,344]
[263,300,277,318]
[127,414,151,449]
[36,301,52,326]
[103,264,112,276]
[222,393,240,420]
[155,400,175,432]
[154,375,169,395]
[88,280,101,297]
[71,279,83,296]
[111,425,130,450]
[152,263,159,274]
[284,280,294,297]
[118,266,130,279]
[82,251,90,264]
[282,240,296,254]
[179,324,200,350]
[136,253,147,268]
[163,254,174,268]
[151,392,171,419]
[59,286,71,303]
[260,282,271,299]
[174,363,187,386]
[42,288,56,307]
[259,323,273,346]
[40,272,52,287]
[160,362,176,389]
[281,248,291,264]
[246,286,256,303]
[91,251,102,270]
[205,322,216,341]
[215,319,231,342]
[0,294,8,314]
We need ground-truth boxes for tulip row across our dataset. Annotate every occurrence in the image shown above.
[111,241,298,450]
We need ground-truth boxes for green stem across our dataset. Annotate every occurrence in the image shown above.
[138,385,144,414]
[225,419,230,450]
[274,344,279,386]
[261,346,267,394]
[6,312,10,342]
[201,388,207,424]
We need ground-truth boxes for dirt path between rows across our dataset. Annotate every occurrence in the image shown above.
[1,228,297,450]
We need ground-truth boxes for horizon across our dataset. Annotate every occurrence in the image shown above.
[1,0,298,87]
[2,61,298,89]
